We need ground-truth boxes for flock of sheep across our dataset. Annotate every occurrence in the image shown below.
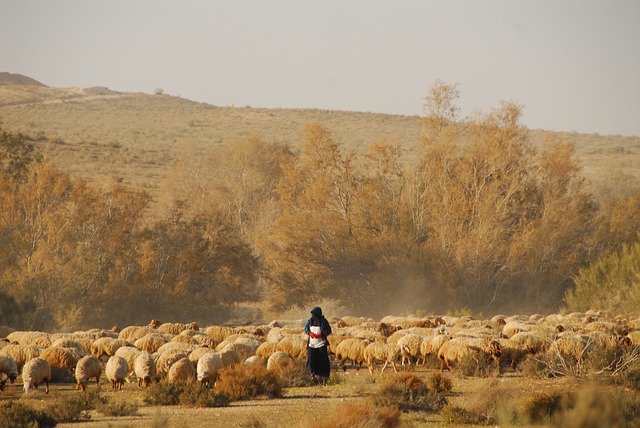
[1,310,640,396]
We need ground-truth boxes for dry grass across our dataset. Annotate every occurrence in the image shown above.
[2,83,638,219]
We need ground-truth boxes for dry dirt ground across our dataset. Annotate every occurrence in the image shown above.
[0,363,575,428]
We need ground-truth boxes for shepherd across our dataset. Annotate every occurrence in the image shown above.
[304,306,332,383]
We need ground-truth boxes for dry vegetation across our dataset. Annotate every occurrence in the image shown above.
[1,78,639,209]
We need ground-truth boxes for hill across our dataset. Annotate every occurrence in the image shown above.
[1,76,639,213]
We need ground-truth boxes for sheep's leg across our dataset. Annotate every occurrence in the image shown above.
[44,379,49,394]
[381,361,388,373]
[391,361,398,373]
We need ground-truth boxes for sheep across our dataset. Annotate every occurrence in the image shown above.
[509,331,551,355]
[119,325,158,342]
[75,355,102,392]
[157,322,200,336]
[172,334,198,345]
[197,352,223,388]
[501,321,533,338]
[105,355,128,390]
[0,344,43,370]
[266,351,291,371]
[275,335,307,359]
[218,346,241,368]
[244,356,264,367]
[134,352,156,388]
[90,337,131,360]
[50,338,89,356]
[157,341,195,355]
[418,334,450,365]
[6,331,52,348]
[156,350,189,377]
[188,346,216,364]
[623,330,640,347]
[334,338,368,371]
[0,354,18,384]
[204,325,238,343]
[437,337,502,374]
[340,316,372,327]
[40,346,80,380]
[255,342,277,359]
[397,333,426,368]
[548,333,596,363]
[22,357,51,394]
[216,338,258,361]
[134,333,169,353]
[167,357,196,383]
[362,342,401,373]
[498,338,531,371]
[114,346,142,381]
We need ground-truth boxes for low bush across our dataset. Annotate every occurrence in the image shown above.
[311,400,401,428]
[95,396,139,417]
[521,391,572,425]
[0,401,57,428]
[454,353,500,378]
[216,364,283,400]
[144,381,186,406]
[373,372,446,412]
[45,394,93,423]
[440,405,492,426]
[425,373,453,393]
[179,382,230,407]
[270,359,312,387]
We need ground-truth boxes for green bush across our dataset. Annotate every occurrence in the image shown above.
[565,241,640,314]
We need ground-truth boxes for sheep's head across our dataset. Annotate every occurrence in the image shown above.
[0,379,5,391]
[489,340,502,358]
[149,319,162,329]
[188,322,200,331]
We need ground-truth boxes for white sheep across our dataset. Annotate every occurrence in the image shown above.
[255,342,277,359]
[197,352,223,388]
[40,346,81,379]
[115,346,142,381]
[50,338,89,356]
[204,325,238,343]
[0,354,18,386]
[118,325,158,342]
[218,346,241,368]
[333,338,368,371]
[437,337,502,373]
[22,357,51,394]
[157,322,200,336]
[244,356,264,367]
[397,333,426,367]
[0,344,43,370]
[134,333,169,354]
[188,346,216,364]
[156,349,189,377]
[105,355,128,390]
[167,357,195,383]
[75,355,102,392]
[275,335,307,359]
[134,351,156,388]
[90,337,131,360]
[156,341,195,355]
[266,351,290,371]
[419,334,450,365]
[6,331,52,348]
[362,342,401,373]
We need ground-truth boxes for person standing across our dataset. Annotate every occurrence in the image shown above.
[304,306,332,383]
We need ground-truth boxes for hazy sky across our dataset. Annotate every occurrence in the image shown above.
[1,0,639,136]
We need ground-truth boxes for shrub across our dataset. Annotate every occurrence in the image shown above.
[521,391,572,425]
[95,396,139,417]
[425,373,453,393]
[440,405,492,426]
[269,359,312,387]
[144,381,186,406]
[179,382,230,407]
[373,372,446,412]
[0,401,57,428]
[216,364,283,400]
[311,400,401,428]
[46,395,93,423]
[454,353,500,378]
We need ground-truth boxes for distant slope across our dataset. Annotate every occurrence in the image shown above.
[0,77,638,213]
[0,72,47,86]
